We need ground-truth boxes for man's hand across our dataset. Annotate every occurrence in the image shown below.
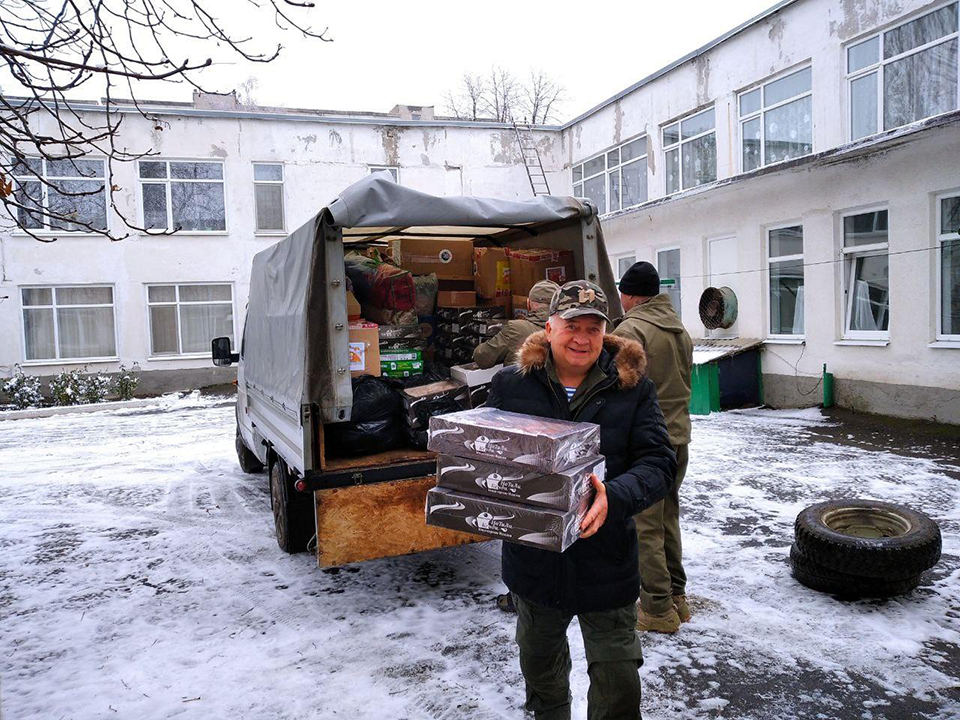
[579,473,608,538]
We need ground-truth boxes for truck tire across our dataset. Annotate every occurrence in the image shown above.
[236,427,265,474]
[789,544,922,598]
[794,500,941,581]
[269,457,315,554]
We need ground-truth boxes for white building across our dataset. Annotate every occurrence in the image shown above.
[2,0,959,422]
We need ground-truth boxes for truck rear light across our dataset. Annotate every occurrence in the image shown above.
[295,479,307,493]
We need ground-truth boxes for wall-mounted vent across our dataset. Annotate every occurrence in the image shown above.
[699,286,738,329]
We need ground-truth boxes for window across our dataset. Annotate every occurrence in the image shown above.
[611,253,636,281]
[21,286,117,361]
[572,136,648,214]
[662,108,716,194]
[657,248,682,319]
[12,157,107,232]
[369,166,400,183]
[846,3,958,140]
[842,210,889,337]
[768,226,804,336]
[740,67,813,172]
[253,163,285,232]
[938,193,960,339]
[147,284,234,356]
[138,160,226,232]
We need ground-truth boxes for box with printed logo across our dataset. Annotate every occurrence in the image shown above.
[425,486,587,552]
[427,407,600,472]
[436,454,603,512]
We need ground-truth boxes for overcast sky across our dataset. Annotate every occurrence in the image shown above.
[131,0,779,123]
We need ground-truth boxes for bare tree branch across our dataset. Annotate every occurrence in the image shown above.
[0,0,330,242]
[443,65,565,125]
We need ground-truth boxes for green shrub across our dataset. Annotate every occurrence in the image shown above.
[113,364,141,401]
[3,366,43,409]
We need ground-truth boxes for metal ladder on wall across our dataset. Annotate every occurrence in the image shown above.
[513,122,551,196]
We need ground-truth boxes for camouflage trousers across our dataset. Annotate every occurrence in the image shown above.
[514,594,643,720]
[635,443,689,615]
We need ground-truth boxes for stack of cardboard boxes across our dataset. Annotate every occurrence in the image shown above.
[424,407,604,552]
[435,305,507,366]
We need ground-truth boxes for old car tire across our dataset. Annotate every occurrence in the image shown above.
[236,427,265,474]
[789,544,922,598]
[794,500,941,581]
[269,457,314,554]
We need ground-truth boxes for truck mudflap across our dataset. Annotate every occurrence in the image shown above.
[314,475,487,567]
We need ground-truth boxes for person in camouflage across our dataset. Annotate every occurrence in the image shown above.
[472,280,560,369]
[612,261,693,634]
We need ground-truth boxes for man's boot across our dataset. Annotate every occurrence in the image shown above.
[672,595,691,623]
[636,606,680,633]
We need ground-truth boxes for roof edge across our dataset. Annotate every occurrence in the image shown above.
[559,0,800,130]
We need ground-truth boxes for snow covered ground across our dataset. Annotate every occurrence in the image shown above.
[0,396,958,720]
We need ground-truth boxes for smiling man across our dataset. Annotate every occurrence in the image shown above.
[485,280,676,720]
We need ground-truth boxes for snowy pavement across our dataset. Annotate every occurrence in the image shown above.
[0,396,958,720]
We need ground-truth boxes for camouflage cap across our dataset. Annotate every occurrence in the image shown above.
[528,280,560,305]
[548,280,611,323]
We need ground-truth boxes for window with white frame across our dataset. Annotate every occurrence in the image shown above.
[253,163,285,232]
[842,210,890,337]
[768,226,804,336]
[21,286,117,361]
[846,2,959,140]
[147,284,234,356]
[12,157,107,232]
[657,247,682,319]
[369,166,400,182]
[663,108,716,194]
[611,253,637,281]
[938,193,960,339]
[138,160,226,232]
[740,67,813,172]
[572,136,648,214]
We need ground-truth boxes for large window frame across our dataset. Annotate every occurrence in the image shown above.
[662,107,717,195]
[766,223,805,340]
[936,191,960,341]
[146,282,236,358]
[572,135,649,215]
[137,159,228,234]
[841,207,890,341]
[253,162,285,234]
[610,252,637,282]
[845,2,959,141]
[656,246,683,320]
[11,157,108,234]
[19,284,119,364]
[738,66,814,173]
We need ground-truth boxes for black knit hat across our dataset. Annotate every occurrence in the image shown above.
[619,261,660,297]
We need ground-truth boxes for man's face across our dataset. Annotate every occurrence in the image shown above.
[546,314,605,374]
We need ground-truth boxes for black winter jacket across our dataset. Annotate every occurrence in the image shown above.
[485,331,676,613]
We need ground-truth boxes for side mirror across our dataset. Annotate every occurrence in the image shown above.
[212,337,239,366]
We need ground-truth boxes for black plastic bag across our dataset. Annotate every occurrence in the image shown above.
[324,375,402,457]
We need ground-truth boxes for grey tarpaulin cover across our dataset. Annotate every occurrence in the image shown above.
[242,173,616,424]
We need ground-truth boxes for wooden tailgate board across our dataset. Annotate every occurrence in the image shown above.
[314,474,488,568]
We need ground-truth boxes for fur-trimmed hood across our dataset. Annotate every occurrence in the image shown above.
[516,330,647,389]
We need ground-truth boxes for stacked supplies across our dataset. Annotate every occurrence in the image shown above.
[435,305,507,367]
[378,324,425,378]
[425,408,604,552]
[399,379,470,449]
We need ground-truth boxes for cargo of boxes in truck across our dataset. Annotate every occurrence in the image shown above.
[390,238,474,280]
[507,248,576,297]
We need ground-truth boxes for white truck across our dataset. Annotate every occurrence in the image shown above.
[212,174,621,567]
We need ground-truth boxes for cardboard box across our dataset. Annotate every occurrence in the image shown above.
[382,368,424,379]
[474,247,511,299]
[507,248,576,297]
[437,290,476,307]
[390,238,474,280]
[401,379,470,428]
[346,290,361,321]
[436,454,603,511]
[425,487,588,552]
[380,349,423,363]
[513,295,529,319]
[463,319,507,337]
[348,322,380,377]
[450,363,503,387]
[428,408,601,472]
[479,295,512,316]
[382,359,424,373]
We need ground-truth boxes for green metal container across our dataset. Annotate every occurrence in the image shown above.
[689,363,721,416]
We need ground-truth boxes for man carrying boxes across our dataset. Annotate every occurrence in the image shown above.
[429,280,676,720]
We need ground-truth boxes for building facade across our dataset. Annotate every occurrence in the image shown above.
[2,0,958,422]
